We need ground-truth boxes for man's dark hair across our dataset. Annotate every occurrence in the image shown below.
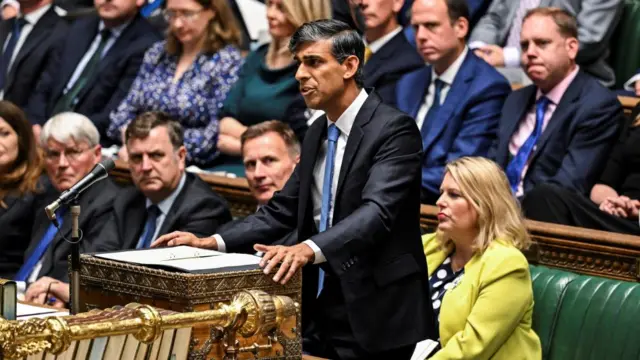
[241,120,301,158]
[289,19,365,88]
[445,0,470,24]
[125,111,184,149]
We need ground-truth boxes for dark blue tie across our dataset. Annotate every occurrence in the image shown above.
[0,17,27,89]
[506,96,551,193]
[137,205,161,249]
[14,209,64,282]
[317,124,340,296]
[420,78,445,148]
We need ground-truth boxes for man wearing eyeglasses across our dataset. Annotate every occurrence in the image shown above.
[18,112,119,298]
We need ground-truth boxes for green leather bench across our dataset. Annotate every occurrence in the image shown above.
[530,265,640,360]
[608,0,640,89]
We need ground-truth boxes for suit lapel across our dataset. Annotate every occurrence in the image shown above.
[529,72,584,165]
[422,53,474,153]
[123,193,147,249]
[298,117,327,232]
[502,86,536,162]
[7,9,58,88]
[156,176,190,236]
[407,67,431,118]
[364,33,401,86]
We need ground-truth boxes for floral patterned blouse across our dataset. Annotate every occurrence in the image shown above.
[107,41,243,166]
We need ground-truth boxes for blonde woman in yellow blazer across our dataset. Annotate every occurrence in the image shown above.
[423,157,541,360]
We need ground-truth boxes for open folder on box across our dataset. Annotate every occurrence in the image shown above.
[94,246,262,274]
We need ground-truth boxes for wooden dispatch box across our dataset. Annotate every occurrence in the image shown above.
[77,254,302,360]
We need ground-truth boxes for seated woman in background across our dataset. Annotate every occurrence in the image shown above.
[422,157,541,360]
[107,0,244,167]
[0,101,42,279]
[215,0,332,159]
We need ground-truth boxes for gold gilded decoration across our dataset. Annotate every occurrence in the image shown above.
[0,290,298,360]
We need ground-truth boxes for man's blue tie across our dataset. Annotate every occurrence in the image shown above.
[506,96,551,193]
[317,124,340,297]
[14,209,64,282]
[0,17,27,89]
[137,205,161,249]
[420,78,445,147]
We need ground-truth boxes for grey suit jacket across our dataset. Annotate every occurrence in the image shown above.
[470,0,622,87]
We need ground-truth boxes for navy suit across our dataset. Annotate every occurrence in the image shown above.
[492,71,624,195]
[0,7,68,108]
[363,31,423,108]
[396,51,511,203]
[25,14,160,143]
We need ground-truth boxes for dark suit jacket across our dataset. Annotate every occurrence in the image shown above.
[27,178,118,282]
[0,7,69,108]
[25,13,160,142]
[92,173,232,252]
[218,92,435,352]
[0,192,38,279]
[364,31,423,108]
[492,70,624,195]
[396,51,511,203]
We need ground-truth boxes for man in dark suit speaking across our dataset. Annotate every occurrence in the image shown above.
[154,19,435,360]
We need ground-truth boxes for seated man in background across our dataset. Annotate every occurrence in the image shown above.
[19,112,118,294]
[470,0,622,87]
[396,0,510,204]
[1,0,18,20]
[92,111,232,252]
[25,0,161,142]
[0,0,68,109]
[348,0,423,108]
[522,112,640,236]
[26,111,232,306]
[491,8,623,198]
[622,70,640,97]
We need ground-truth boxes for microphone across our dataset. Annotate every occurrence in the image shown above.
[45,158,116,222]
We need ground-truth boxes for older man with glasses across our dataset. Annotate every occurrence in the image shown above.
[18,112,119,300]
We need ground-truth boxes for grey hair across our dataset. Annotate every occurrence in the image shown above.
[40,112,100,147]
[289,19,365,88]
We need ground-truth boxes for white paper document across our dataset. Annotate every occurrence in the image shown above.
[94,246,261,273]
[17,303,68,319]
[410,338,439,360]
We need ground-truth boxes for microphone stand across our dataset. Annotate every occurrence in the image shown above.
[69,198,81,315]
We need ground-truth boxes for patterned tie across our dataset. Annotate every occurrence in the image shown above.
[14,209,64,282]
[137,205,161,249]
[317,124,340,297]
[506,96,551,193]
[0,17,27,89]
[52,28,111,114]
[420,78,445,148]
[506,0,542,48]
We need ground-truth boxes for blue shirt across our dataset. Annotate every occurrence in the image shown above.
[107,41,243,166]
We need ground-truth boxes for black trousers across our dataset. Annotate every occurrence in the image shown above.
[303,275,416,360]
[521,184,640,236]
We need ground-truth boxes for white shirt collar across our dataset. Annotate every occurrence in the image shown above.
[365,26,403,54]
[22,4,51,25]
[145,173,187,215]
[430,46,469,86]
[327,89,369,137]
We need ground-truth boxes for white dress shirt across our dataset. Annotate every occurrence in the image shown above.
[136,173,187,248]
[365,26,402,54]
[415,47,468,130]
[216,89,370,265]
[62,20,130,96]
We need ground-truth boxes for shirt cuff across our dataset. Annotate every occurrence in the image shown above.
[468,41,486,49]
[303,240,326,264]
[503,46,521,68]
[624,74,640,91]
[213,234,226,253]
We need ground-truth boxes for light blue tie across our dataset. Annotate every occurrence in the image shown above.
[317,124,340,297]
[506,96,551,193]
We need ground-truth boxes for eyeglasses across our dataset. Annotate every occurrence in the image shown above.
[163,8,206,23]
[43,147,91,162]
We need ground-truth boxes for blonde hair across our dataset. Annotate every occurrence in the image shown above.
[436,157,531,253]
[265,0,332,65]
[166,0,242,56]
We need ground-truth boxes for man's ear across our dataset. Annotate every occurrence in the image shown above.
[453,17,469,40]
[177,145,187,168]
[342,54,360,81]
[565,37,579,60]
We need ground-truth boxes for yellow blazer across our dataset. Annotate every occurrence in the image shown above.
[423,233,542,360]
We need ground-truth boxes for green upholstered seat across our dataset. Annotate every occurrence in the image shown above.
[608,0,640,89]
[530,265,640,360]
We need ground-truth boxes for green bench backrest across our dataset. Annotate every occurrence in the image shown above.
[608,0,640,89]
